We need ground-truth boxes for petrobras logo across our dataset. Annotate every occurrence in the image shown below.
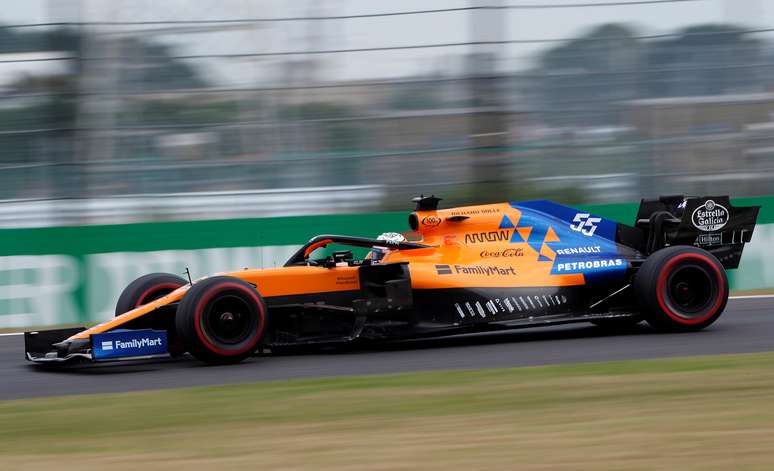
[435,264,517,276]
[692,200,729,232]
[479,248,524,258]
[464,230,511,244]
[570,213,602,236]
[554,258,625,274]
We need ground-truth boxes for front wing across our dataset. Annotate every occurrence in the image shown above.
[25,327,171,365]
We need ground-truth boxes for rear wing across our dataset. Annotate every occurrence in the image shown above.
[635,195,760,269]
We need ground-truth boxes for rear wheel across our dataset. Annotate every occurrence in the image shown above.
[635,246,728,332]
[175,276,267,365]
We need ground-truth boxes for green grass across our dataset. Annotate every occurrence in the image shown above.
[728,287,774,296]
[3,353,774,470]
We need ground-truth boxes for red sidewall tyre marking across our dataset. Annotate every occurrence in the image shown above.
[655,253,725,325]
[192,283,265,356]
[134,283,182,308]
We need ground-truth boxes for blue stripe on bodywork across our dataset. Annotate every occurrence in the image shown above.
[511,200,617,242]
[510,200,627,284]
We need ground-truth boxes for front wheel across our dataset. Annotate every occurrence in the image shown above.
[635,246,728,332]
[115,273,188,355]
[115,272,187,316]
[175,276,268,365]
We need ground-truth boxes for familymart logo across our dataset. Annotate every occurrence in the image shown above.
[435,264,517,276]
[100,337,163,351]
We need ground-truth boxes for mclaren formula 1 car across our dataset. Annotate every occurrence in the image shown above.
[26,195,759,365]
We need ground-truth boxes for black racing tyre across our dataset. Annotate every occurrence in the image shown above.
[635,246,728,332]
[175,276,267,365]
[115,272,187,316]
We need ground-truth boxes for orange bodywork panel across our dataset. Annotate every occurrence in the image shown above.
[389,202,585,288]
[70,265,361,340]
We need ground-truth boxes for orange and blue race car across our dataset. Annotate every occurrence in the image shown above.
[25,195,759,366]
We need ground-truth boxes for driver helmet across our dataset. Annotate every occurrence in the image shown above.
[370,232,406,263]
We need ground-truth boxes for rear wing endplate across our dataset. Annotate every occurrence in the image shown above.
[635,195,760,269]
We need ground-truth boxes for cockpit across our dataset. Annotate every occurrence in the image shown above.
[283,234,429,268]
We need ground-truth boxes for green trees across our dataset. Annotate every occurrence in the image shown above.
[534,23,767,126]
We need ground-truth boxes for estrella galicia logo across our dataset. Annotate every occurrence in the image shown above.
[422,216,442,227]
[692,200,729,232]
[570,213,602,236]
[435,264,453,275]
[464,230,510,244]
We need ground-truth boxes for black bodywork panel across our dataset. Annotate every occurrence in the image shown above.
[632,195,759,268]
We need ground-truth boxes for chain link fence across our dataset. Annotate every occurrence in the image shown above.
[1,0,774,224]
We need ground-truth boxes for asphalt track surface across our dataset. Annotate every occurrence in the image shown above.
[0,297,772,401]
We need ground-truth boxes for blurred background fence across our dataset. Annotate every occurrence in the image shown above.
[3,0,774,326]
[2,0,774,225]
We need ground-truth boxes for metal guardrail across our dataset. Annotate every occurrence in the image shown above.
[0,185,385,227]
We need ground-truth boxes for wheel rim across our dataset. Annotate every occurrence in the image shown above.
[664,263,718,320]
[202,294,255,345]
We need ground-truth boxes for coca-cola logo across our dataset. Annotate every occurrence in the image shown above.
[691,200,729,232]
[479,248,524,258]
[422,216,442,227]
